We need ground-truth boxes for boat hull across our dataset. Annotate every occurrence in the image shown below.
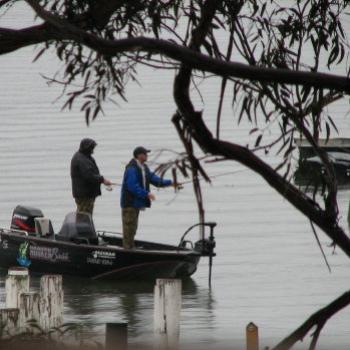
[0,230,201,280]
[294,139,350,187]
[294,160,350,186]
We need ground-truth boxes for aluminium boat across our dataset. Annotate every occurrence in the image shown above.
[0,205,216,280]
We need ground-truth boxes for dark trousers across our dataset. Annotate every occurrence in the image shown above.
[122,207,140,249]
[75,198,95,215]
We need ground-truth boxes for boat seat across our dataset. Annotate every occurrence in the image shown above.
[56,211,98,245]
[34,217,54,238]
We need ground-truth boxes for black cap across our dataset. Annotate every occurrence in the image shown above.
[133,146,151,158]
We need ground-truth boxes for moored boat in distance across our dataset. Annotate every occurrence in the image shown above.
[294,138,350,187]
[0,205,216,280]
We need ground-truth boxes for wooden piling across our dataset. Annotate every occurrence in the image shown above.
[246,322,259,350]
[5,267,29,308]
[154,279,182,349]
[19,292,40,332]
[105,323,128,350]
[40,275,63,331]
[0,308,20,337]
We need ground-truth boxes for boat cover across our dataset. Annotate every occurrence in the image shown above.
[57,212,98,244]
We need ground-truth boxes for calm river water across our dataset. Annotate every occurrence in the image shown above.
[1,4,350,350]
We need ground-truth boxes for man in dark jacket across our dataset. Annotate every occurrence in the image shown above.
[120,146,174,249]
[71,138,111,215]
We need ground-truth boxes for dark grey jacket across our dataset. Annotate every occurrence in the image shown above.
[70,139,104,199]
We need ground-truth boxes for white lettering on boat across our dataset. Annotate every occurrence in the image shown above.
[12,214,28,221]
[29,246,70,263]
[91,250,116,259]
[87,257,113,265]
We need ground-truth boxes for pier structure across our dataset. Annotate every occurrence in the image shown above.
[0,267,63,336]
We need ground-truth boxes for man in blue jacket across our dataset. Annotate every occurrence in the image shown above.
[120,146,173,249]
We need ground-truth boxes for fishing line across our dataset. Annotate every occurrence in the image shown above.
[180,168,248,185]
[103,168,249,192]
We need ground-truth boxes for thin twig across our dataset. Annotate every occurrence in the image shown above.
[310,219,332,273]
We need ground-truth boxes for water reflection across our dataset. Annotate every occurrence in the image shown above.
[0,259,216,345]
[60,276,216,345]
[0,270,216,344]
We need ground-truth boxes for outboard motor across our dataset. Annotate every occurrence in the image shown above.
[194,235,216,256]
[179,222,217,288]
[11,205,44,234]
[57,212,98,245]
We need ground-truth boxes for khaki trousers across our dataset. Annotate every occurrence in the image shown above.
[122,207,140,249]
[75,198,95,215]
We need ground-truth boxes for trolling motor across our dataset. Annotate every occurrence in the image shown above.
[178,222,217,287]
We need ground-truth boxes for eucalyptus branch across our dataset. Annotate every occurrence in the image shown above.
[250,128,295,152]
[272,291,350,350]
[0,1,346,92]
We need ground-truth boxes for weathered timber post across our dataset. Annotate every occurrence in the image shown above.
[0,309,20,338]
[40,275,63,331]
[246,322,259,350]
[5,267,29,308]
[154,279,182,349]
[105,323,128,350]
[19,292,40,332]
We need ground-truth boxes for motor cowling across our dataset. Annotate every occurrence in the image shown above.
[11,205,44,233]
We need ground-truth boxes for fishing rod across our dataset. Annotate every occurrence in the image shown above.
[103,168,248,191]
[104,183,120,191]
[180,168,247,185]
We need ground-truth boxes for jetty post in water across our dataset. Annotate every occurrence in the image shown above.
[40,274,64,331]
[154,278,182,349]
[18,292,41,333]
[106,323,128,350]
[1,268,64,336]
[246,322,259,350]
[5,266,30,308]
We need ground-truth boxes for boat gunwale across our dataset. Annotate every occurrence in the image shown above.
[0,228,201,257]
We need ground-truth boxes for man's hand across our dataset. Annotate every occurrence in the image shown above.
[173,182,183,190]
[103,178,112,186]
[148,193,156,201]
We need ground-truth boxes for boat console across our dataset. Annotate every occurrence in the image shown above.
[56,211,98,245]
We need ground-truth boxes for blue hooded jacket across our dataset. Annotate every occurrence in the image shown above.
[120,159,172,208]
